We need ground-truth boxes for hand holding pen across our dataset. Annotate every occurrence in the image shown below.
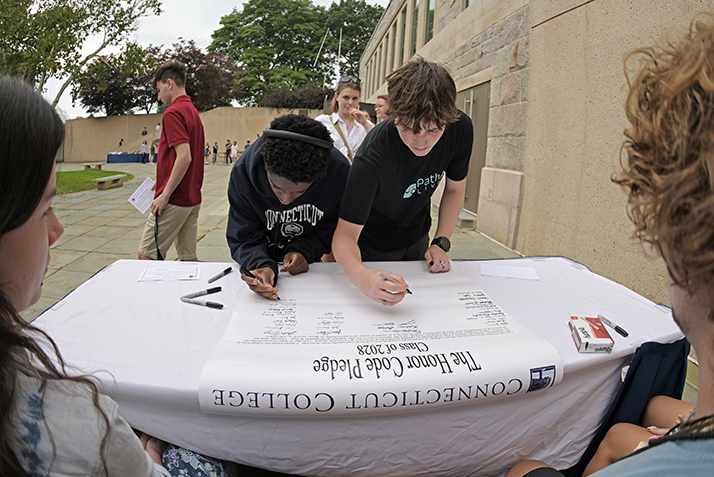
[372,270,410,307]
[239,265,281,300]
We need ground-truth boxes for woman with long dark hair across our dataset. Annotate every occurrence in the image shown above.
[0,75,236,476]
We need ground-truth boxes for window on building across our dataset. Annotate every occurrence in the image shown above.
[400,8,407,64]
[391,22,398,72]
[426,0,435,42]
[377,44,383,85]
[411,0,419,57]
[382,34,389,81]
[465,0,476,7]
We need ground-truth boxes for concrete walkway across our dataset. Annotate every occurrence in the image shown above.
[22,161,519,321]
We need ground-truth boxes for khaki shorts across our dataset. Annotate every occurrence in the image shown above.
[138,203,201,260]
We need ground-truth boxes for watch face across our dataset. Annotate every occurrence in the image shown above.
[433,237,451,252]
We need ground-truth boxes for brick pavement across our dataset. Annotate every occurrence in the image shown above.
[22,160,520,321]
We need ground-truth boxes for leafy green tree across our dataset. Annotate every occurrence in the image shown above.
[157,39,245,112]
[0,0,162,108]
[71,43,157,116]
[209,0,332,105]
[71,40,244,116]
[323,0,384,78]
[264,85,332,109]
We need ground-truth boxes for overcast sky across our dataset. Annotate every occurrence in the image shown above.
[45,0,389,118]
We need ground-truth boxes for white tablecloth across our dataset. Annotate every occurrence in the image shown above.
[34,257,683,477]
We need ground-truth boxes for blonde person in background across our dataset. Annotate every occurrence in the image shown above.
[231,140,239,163]
[316,76,373,163]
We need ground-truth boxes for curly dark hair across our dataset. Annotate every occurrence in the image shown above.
[615,13,714,290]
[262,114,333,184]
[387,57,459,134]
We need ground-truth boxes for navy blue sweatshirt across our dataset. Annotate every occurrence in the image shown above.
[227,137,351,278]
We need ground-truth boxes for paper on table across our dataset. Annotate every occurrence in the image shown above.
[199,262,562,417]
[128,177,155,214]
[480,263,539,280]
[138,266,200,281]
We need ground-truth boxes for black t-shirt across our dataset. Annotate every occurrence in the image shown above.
[340,111,473,252]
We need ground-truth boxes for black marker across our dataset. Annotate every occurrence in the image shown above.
[240,265,281,300]
[208,267,233,284]
[180,297,223,309]
[598,314,629,337]
[182,287,221,299]
[378,272,412,295]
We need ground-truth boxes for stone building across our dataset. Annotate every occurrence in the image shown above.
[360,0,709,307]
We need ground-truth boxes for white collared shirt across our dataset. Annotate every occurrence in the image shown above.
[316,112,372,162]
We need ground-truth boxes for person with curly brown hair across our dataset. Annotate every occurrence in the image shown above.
[507,13,714,477]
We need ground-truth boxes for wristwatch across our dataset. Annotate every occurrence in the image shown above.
[431,236,451,253]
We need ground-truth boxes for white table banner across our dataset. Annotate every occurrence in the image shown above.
[199,262,563,416]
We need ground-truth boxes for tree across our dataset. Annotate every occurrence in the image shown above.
[71,43,157,116]
[323,0,384,78]
[71,40,244,116]
[0,0,162,108]
[209,0,333,106]
[264,85,332,109]
[158,39,244,112]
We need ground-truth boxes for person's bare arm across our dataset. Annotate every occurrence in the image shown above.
[332,218,407,305]
[425,177,466,273]
[151,142,192,216]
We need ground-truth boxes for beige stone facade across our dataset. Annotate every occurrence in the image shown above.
[361,0,709,305]
[63,107,322,164]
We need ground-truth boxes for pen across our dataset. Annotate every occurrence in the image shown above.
[239,265,281,300]
[182,287,221,299]
[598,314,629,337]
[378,272,412,295]
[180,297,223,309]
[207,267,233,283]
[239,265,266,285]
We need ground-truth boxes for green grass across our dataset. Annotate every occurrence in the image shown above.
[56,170,134,195]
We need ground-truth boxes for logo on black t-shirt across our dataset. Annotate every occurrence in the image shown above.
[403,171,446,198]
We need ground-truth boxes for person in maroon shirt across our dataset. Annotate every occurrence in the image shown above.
[138,61,205,261]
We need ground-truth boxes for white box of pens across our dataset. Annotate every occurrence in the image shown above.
[569,315,614,353]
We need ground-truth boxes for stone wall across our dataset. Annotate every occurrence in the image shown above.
[517,0,709,305]
[441,4,530,248]
[63,107,322,163]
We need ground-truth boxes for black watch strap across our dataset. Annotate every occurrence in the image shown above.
[431,236,451,252]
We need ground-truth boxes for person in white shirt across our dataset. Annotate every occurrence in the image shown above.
[316,76,373,163]
[231,140,239,163]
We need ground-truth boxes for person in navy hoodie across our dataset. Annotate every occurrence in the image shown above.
[227,114,351,300]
